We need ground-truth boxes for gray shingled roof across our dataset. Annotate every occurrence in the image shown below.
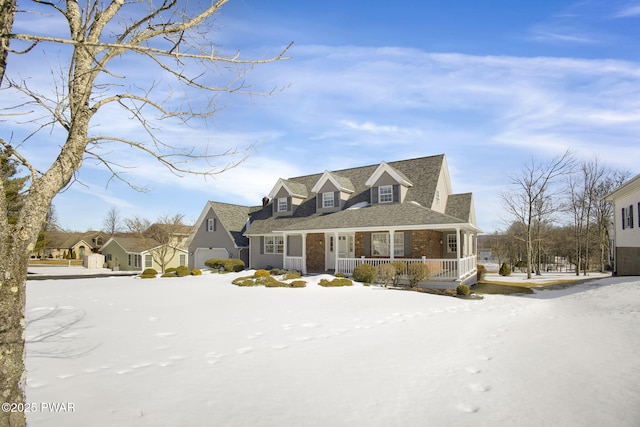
[108,236,159,253]
[445,193,473,223]
[209,201,254,247]
[245,155,476,235]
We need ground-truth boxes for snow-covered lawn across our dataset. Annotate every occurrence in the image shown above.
[25,272,640,427]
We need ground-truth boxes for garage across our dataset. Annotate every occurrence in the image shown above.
[194,248,229,269]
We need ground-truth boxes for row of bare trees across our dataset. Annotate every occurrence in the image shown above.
[498,150,629,277]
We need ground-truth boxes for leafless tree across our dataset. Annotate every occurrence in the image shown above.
[0,1,291,423]
[129,212,187,273]
[103,206,122,236]
[500,150,575,279]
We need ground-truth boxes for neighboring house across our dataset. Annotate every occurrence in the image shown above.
[102,236,188,272]
[604,173,640,276]
[188,201,256,269]
[33,231,106,259]
[190,154,481,286]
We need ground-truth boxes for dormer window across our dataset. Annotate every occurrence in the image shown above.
[322,192,335,208]
[277,198,288,212]
[379,185,393,203]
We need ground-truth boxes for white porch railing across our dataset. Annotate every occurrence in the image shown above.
[284,256,304,273]
[336,255,478,282]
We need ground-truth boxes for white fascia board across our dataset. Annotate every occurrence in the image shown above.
[365,161,413,187]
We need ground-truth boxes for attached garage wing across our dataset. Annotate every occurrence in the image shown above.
[194,248,229,269]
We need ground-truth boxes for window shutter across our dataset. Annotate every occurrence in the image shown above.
[630,205,634,228]
[622,208,626,230]
[287,197,292,212]
[334,191,339,209]
[393,185,400,203]
[372,188,379,204]
[317,195,321,209]
[404,232,412,257]
[364,233,371,257]
[260,236,264,254]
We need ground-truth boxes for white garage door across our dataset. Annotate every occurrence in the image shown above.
[194,248,229,269]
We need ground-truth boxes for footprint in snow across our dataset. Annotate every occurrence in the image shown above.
[466,367,482,374]
[456,403,479,413]
[236,347,254,354]
[468,383,491,392]
[271,344,289,350]
[478,355,493,361]
[155,332,176,338]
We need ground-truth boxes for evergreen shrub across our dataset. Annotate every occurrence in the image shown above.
[499,262,512,276]
[456,284,471,296]
[352,264,377,283]
[204,258,245,272]
[319,278,353,287]
[191,269,202,276]
[254,269,271,278]
[176,266,191,277]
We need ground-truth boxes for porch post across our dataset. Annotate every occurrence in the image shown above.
[302,232,307,275]
[456,227,462,280]
[282,232,288,270]
[389,230,395,260]
[334,232,339,273]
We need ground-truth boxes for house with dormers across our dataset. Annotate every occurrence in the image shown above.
[189,154,481,286]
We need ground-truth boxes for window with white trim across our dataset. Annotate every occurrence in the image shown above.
[264,235,284,254]
[322,192,335,208]
[447,234,457,253]
[394,233,405,257]
[278,198,288,212]
[371,232,404,257]
[378,185,393,203]
[128,254,142,268]
[145,255,153,268]
[207,218,216,232]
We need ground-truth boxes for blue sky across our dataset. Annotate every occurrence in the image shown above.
[4,0,640,233]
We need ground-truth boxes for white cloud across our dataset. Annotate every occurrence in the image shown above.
[613,4,640,17]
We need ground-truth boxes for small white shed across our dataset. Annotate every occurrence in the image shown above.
[83,253,105,269]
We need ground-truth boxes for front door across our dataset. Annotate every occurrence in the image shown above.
[326,233,354,271]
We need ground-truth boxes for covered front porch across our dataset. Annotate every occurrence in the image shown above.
[281,226,479,284]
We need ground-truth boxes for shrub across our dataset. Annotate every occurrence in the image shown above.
[477,264,487,281]
[269,268,288,275]
[319,278,353,287]
[204,258,245,272]
[255,275,281,287]
[289,280,307,288]
[237,279,258,287]
[165,267,177,273]
[407,262,429,287]
[456,284,471,296]
[254,269,271,278]
[284,271,301,280]
[161,272,177,278]
[499,262,511,276]
[335,272,346,278]
[376,263,396,287]
[391,261,407,286]
[352,263,377,283]
[142,268,158,276]
[191,269,202,276]
[176,265,191,277]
